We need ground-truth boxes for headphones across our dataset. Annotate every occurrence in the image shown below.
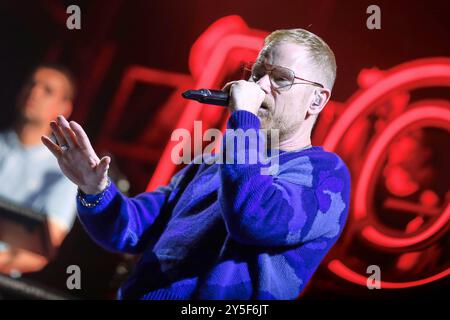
[313,93,322,106]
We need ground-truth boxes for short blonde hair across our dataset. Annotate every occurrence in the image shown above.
[264,29,337,91]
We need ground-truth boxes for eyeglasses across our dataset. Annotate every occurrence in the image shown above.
[243,61,324,91]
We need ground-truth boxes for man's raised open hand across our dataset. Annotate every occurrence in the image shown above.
[41,115,110,195]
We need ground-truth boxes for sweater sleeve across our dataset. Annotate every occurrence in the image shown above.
[219,110,350,247]
[76,166,187,254]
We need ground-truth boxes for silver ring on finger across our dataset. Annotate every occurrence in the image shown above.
[60,144,70,152]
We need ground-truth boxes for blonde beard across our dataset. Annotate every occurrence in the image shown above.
[258,112,303,146]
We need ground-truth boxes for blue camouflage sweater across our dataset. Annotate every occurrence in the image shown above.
[76,110,351,300]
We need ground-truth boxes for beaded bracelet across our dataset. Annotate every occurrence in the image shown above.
[77,179,112,208]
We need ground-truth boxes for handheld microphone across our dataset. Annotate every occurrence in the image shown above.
[182,89,229,106]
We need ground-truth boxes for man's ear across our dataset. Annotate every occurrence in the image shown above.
[308,88,331,115]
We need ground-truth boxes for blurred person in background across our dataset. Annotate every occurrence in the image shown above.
[0,63,78,275]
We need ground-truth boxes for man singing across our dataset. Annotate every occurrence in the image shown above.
[42,28,351,300]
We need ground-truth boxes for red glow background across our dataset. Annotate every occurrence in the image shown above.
[0,0,448,300]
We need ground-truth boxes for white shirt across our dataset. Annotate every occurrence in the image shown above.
[0,129,77,233]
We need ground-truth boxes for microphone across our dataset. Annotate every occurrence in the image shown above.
[182,89,229,107]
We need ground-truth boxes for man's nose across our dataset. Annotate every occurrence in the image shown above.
[257,74,271,94]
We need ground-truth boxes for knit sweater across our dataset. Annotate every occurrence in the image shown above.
[76,110,351,300]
